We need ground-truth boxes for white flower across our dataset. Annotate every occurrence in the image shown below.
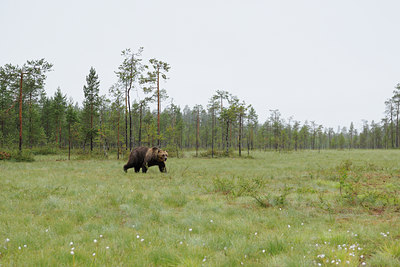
[23,244,27,248]
[328,229,331,232]
[136,235,140,239]
[262,249,265,253]
[94,239,97,243]
[301,223,304,226]
[18,246,21,250]
[6,238,10,242]
[45,229,49,232]
[140,239,144,242]
[189,228,192,232]
[255,232,258,235]
[92,252,96,256]
[69,242,73,246]
[361,263,366,266]
[106,246,110,249]
[210,220,213,223]
[288,225,291,228]
[99,235,103,238]
[71,247,75,251]
[70,251,74,255]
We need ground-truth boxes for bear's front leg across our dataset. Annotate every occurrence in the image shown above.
[158,163,167,173]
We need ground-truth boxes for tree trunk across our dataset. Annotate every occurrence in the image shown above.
[196,109,199,157]
[125,87,128,150]
[225,121,229,154]
[117,110,120,159]
[128,88,133,151]
[397,102,399,148]
[19,72,23,152]
[29,91,32,148]
[390,104,394,148]
[239,114,242,157]
[221,96,224,150]
[138,104,142,146]
[90,103,93,151]
[68,125,71,160]
[211,108,215,158]
[157,67,161,147]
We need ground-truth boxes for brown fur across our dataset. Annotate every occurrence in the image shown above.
[123,146,168,173]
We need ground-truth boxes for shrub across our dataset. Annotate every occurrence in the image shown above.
[0,151,11,160]
[11,150,35,162]
[199,149,234,158]
[31,146,57,155]
[164,145,183,158]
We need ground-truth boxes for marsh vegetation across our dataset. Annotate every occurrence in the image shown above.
[1,150,400,266]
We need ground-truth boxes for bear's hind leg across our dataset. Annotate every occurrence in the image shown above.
[123,161,135,173]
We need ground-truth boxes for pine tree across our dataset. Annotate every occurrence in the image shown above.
[52,87,66,147]
[109,83,124,159]
[82,67,100,152]
[141,58,170,146]
[116,48,144,151]
[66,102,78,160]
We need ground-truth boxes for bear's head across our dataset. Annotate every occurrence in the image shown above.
[157,149,168,162]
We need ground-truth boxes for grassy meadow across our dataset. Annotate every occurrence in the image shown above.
[1,150,400,266]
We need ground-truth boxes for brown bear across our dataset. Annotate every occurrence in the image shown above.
[123,146,168,173]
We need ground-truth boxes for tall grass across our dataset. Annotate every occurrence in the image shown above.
[0,150,399,265]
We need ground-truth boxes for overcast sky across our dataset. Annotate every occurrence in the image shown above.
[1,0,399,129]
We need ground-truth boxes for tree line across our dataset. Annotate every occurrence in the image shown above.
[1,49,399,157]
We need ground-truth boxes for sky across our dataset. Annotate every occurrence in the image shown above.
[1,0,400,130]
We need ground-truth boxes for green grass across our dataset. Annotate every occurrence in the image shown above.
[1,150,400,266]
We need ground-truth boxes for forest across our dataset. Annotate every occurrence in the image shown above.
[1,49,400,157]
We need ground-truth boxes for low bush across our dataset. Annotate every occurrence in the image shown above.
[200,149,234,158]
[164,145,183,158]
[31,146,58,155]
[0,151,11,160]
[10,150,35,162]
